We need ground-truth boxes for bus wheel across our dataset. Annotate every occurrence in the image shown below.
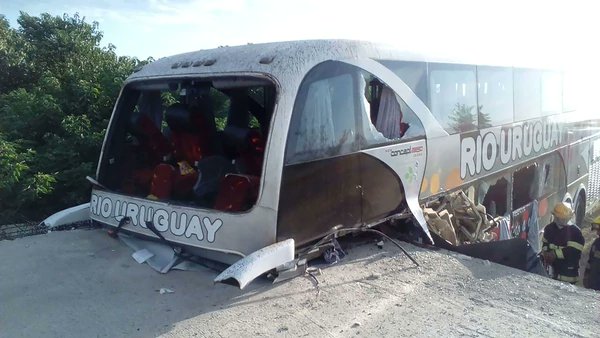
[575,193,586,226]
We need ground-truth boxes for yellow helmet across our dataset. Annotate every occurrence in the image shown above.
[551,202,574,220]
[592,216,600,230]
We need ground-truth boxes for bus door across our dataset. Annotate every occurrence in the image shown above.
[278,61,363,245]
[355,71,427,224]
[339,59,440,241]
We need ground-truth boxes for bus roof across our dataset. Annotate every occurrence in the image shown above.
[127,39,565,83]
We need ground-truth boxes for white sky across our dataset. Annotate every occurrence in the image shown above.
[1,0,599,111]
[1,0,597,62]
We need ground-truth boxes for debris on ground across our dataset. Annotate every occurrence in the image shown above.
[423,190,501,245]
[132,249,155,264]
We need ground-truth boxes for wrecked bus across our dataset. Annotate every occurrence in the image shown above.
[80,40,599,269]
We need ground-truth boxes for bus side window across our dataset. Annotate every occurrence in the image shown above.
[373,85,405,139]
[539,153,567,198]
[541,71,561,116]
[478,176,509,217]
[428,63,477,134]
[285,61,359,164]
[514,69,541,121]
[360,73,424,148]
[512,163,539,209]
[562,71,577,113]
[476,66,513,128]
[376,60,428,104]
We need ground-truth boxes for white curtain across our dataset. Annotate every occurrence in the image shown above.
[375,87,402,139]
[358,75,386,143]
[294,79,335,156]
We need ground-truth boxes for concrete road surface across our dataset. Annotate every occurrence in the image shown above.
[1,229,599,337]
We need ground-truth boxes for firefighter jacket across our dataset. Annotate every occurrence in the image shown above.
[584,237,600,291]
[542,222,585,284]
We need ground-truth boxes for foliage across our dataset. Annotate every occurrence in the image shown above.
[449,103,492,133]
[449,103,476,133]
[478,109,492,129]
[0,12,151,224]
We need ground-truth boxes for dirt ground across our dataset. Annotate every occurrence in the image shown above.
[1,229,598,338]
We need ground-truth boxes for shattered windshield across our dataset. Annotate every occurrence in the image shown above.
[99,77,276,212]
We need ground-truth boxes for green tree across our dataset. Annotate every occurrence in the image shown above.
[478,109,492,129]
[449,103,477,133]
[449,103,492,132]
[0,16,29,93]
[0,12,151,224]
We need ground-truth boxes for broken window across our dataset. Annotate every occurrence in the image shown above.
[478,175,509,217]
[100,77,276,212]
[512,163,540,210]
[538,153,567,198]
[361,75,425,147]
[285,61,426,163]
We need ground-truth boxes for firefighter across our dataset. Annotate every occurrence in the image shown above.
[583,216,600,291]
[541,202,585,284]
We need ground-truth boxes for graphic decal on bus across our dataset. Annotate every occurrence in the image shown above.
[460,118,564,179]
[389,145,424,157]
[404,162,419,184]
[90,192,223,243]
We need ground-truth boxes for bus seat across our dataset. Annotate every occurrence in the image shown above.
[213,174,260,212]
[166,103,213,164]
[149,163,176,199]
[145,103,213,200]
[222,126,265,175]
[125,113,172,194]
[172,161,199,199]
[222,125,249,158]
[129,112,171,163]
[149,161,201,200]
[239,129,265,176]
[193,156,235,204]
[129,167,154,195]
[400,122,409,137]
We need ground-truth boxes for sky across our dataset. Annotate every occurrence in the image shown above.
[1,0,598,63]
[1,0,599,111]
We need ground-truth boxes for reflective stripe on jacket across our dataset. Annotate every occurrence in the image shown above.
[542,222,584,282]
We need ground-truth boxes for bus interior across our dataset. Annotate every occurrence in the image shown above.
[424,151,566,248]
[99,77,276,212]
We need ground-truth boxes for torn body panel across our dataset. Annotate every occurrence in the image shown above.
[40,203,91,228]
[360,140,431,242]
[214,238,295,289]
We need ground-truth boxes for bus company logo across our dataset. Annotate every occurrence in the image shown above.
[90,193,223,243]
[460,119,563,179]
[389,145,423,157]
